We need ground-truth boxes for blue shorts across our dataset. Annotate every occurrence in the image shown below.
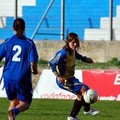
[4,81,33,104]
[56,77,89,95]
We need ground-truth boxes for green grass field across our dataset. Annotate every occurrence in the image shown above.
[0,98,120,120]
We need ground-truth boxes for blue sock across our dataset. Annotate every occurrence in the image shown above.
[13,108,20,116]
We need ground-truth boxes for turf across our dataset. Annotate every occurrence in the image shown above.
[0,98,120,120]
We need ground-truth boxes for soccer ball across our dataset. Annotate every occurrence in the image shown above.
[83,89,98,104]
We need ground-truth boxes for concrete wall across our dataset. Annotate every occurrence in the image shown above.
[35,40,120,62]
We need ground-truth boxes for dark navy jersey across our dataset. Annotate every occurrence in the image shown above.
[0,35,38,84]
[49,48,88,79]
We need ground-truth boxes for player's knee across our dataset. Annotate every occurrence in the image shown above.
[76,94,82,101]
[24,103,30,110]
[19,102,31,111]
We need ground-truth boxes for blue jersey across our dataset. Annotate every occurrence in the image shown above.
[49,48,89,94]
[49,48,88,79]
[0,35,38,87]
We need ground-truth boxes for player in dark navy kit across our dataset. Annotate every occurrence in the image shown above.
[0,18,38,120]
[49,32,100,120]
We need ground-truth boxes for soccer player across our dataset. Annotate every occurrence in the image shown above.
[0,18,38,120]
[49,32,100,120]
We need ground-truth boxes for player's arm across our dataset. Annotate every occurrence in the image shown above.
[49,50,67,84]
[30,41,39,74]
[75,51,94,63]
[49,53,61,77]
[31,62,38,74]
[0,42,6,61]
[49,50,66,76]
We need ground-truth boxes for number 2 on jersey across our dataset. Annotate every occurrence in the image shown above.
[12,45,22,62]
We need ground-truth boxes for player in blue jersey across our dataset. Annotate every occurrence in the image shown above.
[49,32,100,120]
[0,18,38,120]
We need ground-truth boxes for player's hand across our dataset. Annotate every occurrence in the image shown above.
[31,62,38,74]
[86,57,94,63]
[57,76,65,84]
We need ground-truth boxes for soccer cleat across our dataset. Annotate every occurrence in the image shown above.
[8,110,16,120]
[67,116,80,120]
[83,109,100,116]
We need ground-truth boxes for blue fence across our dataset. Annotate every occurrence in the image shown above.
[0,0,120,40]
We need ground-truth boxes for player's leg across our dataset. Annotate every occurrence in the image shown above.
[14,80,32,112]
[8,87,32,120]
[67,78,88,120]
[13,88,32,113]
[8,99,19,110]
[67,94,82,120]
[5,83,19,120]
[8,99,19,120]
[16,101,30,112]
[8,100,31,120]
[81,85,100,116]
[82,98,100,115]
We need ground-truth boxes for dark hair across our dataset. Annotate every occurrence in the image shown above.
[13,18,25,37]
[63,32,80,53]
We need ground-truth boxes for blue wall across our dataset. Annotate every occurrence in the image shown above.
[0,0,120,40]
